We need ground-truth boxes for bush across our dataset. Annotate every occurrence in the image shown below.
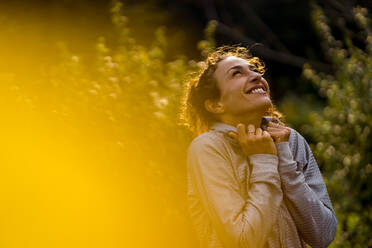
[303,4,372,247]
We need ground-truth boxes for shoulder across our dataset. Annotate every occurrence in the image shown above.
[288,127,313,165]
[288,127,308,149]
[188,130,230,160]
[190,130,225,146]
[288,127,304,143]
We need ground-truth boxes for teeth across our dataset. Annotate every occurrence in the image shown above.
[250,88,265,94]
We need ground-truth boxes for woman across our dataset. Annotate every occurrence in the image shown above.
[181,46,337,247]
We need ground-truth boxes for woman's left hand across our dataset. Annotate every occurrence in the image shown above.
[266,117,291,144]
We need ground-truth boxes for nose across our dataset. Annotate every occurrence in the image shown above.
[250,72,262,83]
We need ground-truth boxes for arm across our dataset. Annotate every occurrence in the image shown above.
[188,135,282,248]
[276,136,337,248]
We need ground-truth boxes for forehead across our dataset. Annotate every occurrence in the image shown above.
[216,56,252,73]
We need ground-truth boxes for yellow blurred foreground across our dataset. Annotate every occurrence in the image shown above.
[0,96,145,247]
[0,1,197,247]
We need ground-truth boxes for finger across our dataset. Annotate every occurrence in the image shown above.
[228,131,238,140]
[277,120,285,127]
[266,127,282,133]
[262,130,272,140]
[266,130,282,136]
[266,131,282,143]
[267,121,277,126]
[247,124,255,136]
[267,126,291,136]
[237,123,247,140]
[272,116,285,126]
[268,121,282,129]
[255,127,263,137]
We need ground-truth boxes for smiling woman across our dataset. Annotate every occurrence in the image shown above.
[208,55,272,128]
[181,45,337,248]
[181,46,281,136]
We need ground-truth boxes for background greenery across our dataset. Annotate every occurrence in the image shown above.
[0,0,371,247]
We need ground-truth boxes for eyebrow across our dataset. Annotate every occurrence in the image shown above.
[226,64,255,75]
[226,65,242,75]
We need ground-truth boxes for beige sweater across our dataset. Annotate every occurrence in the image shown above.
[187,123,337,248]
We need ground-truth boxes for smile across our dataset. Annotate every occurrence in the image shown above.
[244,85,267,94]
[249,88,266,94]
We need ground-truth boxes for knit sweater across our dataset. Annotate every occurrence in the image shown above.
[187,122,337,248]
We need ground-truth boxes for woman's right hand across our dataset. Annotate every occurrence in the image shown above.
[229,123,277,156]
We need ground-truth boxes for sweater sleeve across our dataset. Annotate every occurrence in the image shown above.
[276,138,337,248]
[187,135,283,248]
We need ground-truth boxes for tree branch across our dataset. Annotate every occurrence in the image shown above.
[325,0,354,21]
[230,0,291,54]
[215,22,331,72]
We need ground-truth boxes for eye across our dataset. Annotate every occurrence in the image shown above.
[232,70,242,77]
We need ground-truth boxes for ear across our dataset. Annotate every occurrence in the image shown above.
[204,99,225,114]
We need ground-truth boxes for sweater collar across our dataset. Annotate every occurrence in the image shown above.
[211,122,237,133]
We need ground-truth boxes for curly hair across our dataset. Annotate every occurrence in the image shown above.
[180,45,282,136]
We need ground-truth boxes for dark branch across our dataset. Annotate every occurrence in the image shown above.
[215,22,332,72]
[230,0,291,54]
[325,0,354,21]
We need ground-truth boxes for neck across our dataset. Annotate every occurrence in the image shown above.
[220,110,266,129]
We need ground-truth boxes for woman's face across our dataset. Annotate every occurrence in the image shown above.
[213,56,272,117]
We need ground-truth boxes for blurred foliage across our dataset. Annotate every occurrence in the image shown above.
[303,3,372,247]
[0,0,203,247]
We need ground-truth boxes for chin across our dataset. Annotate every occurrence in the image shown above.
[260,97,273,111]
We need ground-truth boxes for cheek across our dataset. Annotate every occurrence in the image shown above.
[264,81,271,94]
[220,84,238,100]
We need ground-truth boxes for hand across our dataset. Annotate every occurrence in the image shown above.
[228,123,277,157]
[266,117,291,144]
